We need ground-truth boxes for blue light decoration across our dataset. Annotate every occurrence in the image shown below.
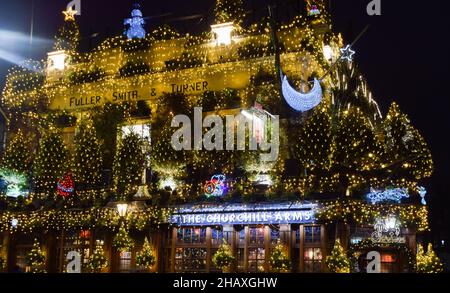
[124,3,146,40]
[281,74,323,112]
[204,174,227,197]
[340,44,356,62]
[11,218,18,229]
[0,169,28,198]
[418,186,427,205]
[366,188,409,205]
[170,202,317,226]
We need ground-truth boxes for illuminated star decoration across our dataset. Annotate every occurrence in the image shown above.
[63,7,78,21]
[340,44,355,62]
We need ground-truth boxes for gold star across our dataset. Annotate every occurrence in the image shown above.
[63,7,77,21]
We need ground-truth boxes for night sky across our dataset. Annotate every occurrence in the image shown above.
[0,0,449,240]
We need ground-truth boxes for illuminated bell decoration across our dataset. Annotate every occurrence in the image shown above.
[418,186,427,205]
[124,4,146,40]
[204,174,226,197]
[47,50,67,71]
[56,172,75,197]
[211,22,235,46]
[281,73,323,112]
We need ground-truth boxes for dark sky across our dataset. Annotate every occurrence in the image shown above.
[1,0,449,238]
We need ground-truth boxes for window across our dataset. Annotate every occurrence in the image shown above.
[119,251,133,272]
[177,228,207,244]
[270,227,280,244]
[211,228,223,245]
[248,247,265,272]
[295,228,301,244]
[304,226,321,243]
[249,227,265,245]
[304,247,322,272]
[174,248,207,272]
[380,253,397,273]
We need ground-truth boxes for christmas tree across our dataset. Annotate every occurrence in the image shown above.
[332,108,383,173]
[33,129,69,195]
[87,244,108,273]
[136,237,156,271]
[212,240,235,271]
[113,132,145,198]
[112,223,134,253]
[25,240,46,273]
[382,102,433,182]
[325,239,350,273]
[214,0,245,24]
[269,242,291,272]
[54,8,80,52]
[416,243,444,273]
[296,105,332,172]
[0,129,33,174]
[73,119,103,189]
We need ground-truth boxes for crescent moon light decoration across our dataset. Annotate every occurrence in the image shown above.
[281,74,323,112]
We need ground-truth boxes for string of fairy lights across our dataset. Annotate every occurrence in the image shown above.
[0,0,434,255]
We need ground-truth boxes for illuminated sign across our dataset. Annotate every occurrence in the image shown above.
[170,203,316,226]
[371,216,405,244]
[204,174,226,197]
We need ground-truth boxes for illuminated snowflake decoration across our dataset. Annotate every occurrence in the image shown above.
[366,188,409,204]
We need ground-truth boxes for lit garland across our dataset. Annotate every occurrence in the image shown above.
[0,207,172,234]
[316,199,429,232]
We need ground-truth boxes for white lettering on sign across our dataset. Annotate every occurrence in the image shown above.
[171,210,315,226]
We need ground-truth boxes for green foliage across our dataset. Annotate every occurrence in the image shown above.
[269,242,291,272]
[136,237,156,269]
[87,244,108,273]
[33,130,69,194]
[112,224,134,253]
[54,17,80,52]
[1,129,33,174]
[73,119,103,189]
[326,239,350,273]
[416,243,444,273]
[212,240,235,269]
[113,132,145,197]
[296,106,332,171]
[214,0,245,24]
[332,108,382,171]
[383,102,433,180]
[25,240,46,273]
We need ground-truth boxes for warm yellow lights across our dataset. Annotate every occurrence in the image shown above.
[63,7,77,21]
[211,22,235,46]
[116,203,129,218]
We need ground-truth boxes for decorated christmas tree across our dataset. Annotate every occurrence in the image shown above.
[136,237,156,271]
[214,0,245,24]
[113,132,145,198]
[212,240,235,271]
[325,239,350,273]
[87,244,108,273]
[416,243,444,273]
[25,240,46,273]
[112,223,135,253]
[54,8,80,52]
[0,129,33,174]
[33,129,69,195]
[73,119,103,189]
[382,102,433,183]
[269,242,291,272]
